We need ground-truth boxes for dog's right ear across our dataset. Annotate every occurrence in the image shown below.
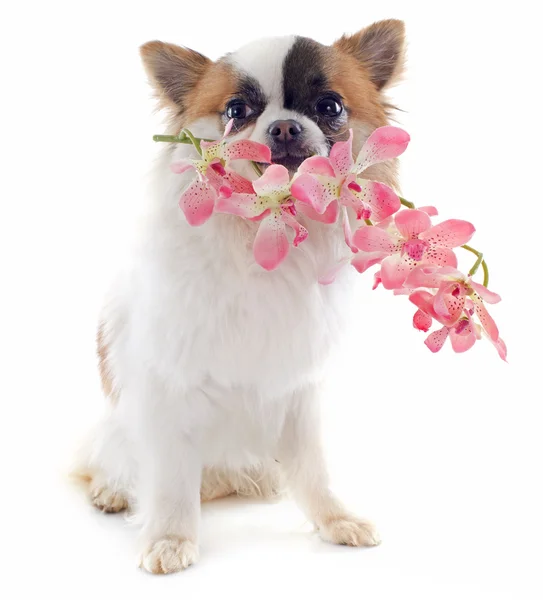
[140,41,211,112]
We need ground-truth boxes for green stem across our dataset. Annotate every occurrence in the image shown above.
[181,128,203,156]
[462,244,489,287]
[251,161,263,176]
[153,132,214,147]
[399,196,415,209]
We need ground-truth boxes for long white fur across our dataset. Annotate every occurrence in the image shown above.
[78,36,381,574]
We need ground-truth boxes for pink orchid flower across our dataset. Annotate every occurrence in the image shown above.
[291,127,407,225]
[170,121,271,226]
[216,165,307,271]
[405,265,502,342]
[352,209,475,289]
[410,289,506,360]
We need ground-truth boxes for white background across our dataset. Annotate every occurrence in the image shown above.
[2,1,542,598]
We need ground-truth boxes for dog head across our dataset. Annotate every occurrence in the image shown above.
[141,20,405,177]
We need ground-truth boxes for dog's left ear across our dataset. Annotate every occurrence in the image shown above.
[140,41,211,112]
[335,19,406,90]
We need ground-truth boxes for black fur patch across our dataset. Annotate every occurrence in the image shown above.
[282,37,346,142]
[283,37,329,115]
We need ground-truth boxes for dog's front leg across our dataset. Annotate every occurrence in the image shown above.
[135,382,202,574]
[279,385,381,547]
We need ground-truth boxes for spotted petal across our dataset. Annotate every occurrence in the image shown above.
[179,179,216,226]
[290,173,339,214]
[471,281,501,304]
[253,211,290,271]
[350,179,401,222]
[395,209,432,239]
[472,296,500,341]
[425,327,449,353]
[352,225,398,254]
[420,219,475,248]
[329,130,354,177]
[253,164,290,202]
[380,253,421,290]
[281,208,308,247]
[215,190,269,220]
[222,140,272,163]
[354,126,410,173]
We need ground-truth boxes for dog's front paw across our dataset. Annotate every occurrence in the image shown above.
[139,537,199,574]
[91,484,129,513]
[319,516,381,547]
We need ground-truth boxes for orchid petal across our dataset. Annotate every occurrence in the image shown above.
[222,169,255,194]
[394,209,432,239]
[449,322,478,353]
[354,126,410,173]
[409,290,438,318]
[352,225,397,254]
[419,205,439,216]
[297,200,339,224]
[350,179,401,222]
[200,141,222,161]
[253,164,290,200]
[491,337,508,362]
[329,130,354,177]
[413,309,433,332]
[424,327,449,353]
[170,160,196,175]
[215,191,269,220]
[318,257,351,285]
[253,212,290,271]
[350,251,386,274]
[420,219,475,248]
[471,281,501,304]
[281,208,308,247]
[342,207,358,253]
[290,173,338,214]
[298,156,336,177]
[424,246,458,268]
[380,253,420,290]
[472,296,500,341]
[179,179,216,226]
[223,119,234,137]
[222,140,272,163]
[433,281,466,323]
[406,265,466,290]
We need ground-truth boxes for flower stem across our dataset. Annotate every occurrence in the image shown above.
[462,244,490,287]
[251,162,263,176]
[181,128,203,156]
[399,196,415,209]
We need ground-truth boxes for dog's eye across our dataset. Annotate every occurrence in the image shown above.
[226,101,254,120]
[316,97,343,117]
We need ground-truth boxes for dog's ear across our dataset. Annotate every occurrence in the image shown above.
[140,41,211,111]
[334,20,405,90]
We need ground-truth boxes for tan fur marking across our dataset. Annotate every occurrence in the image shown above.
[97,322,116,402]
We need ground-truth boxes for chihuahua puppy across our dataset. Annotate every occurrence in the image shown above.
[75,19,406,574]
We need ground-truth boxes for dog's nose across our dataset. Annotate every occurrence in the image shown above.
[268,120,303,143]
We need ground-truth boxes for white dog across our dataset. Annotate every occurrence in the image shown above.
[74,19,405,574]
